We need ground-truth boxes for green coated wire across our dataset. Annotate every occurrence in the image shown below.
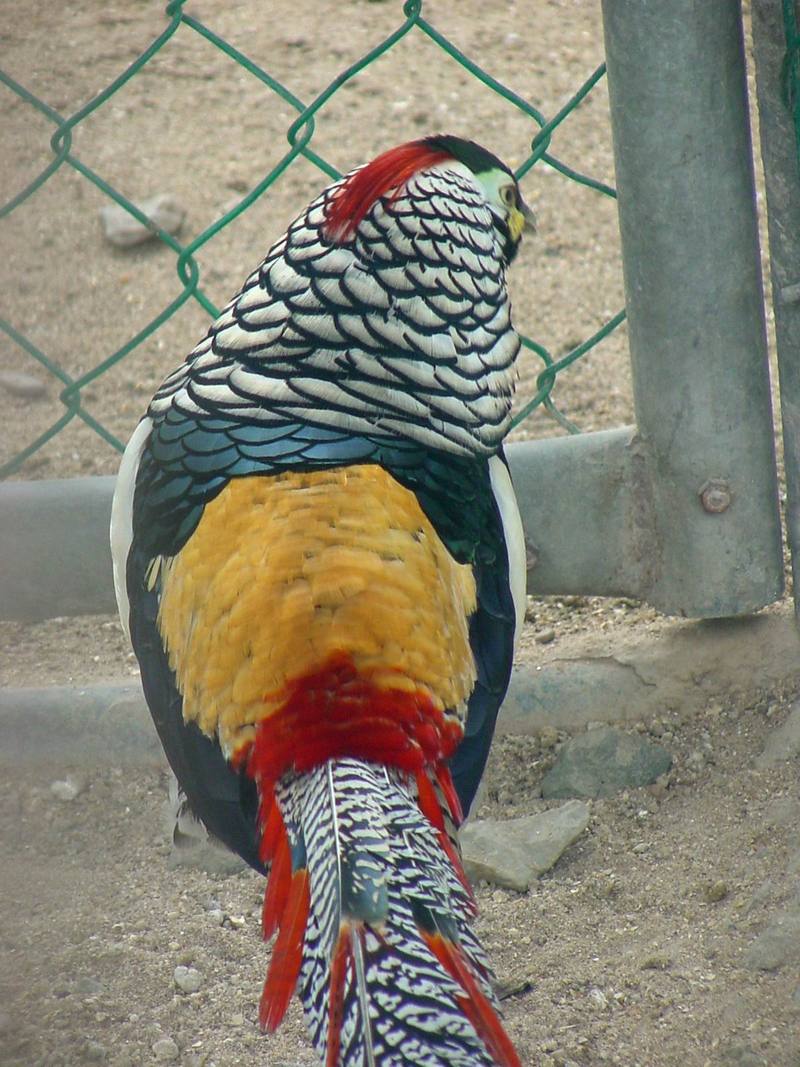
[1,0,624,475]
[782,0,800,170]
[510,311,628,433]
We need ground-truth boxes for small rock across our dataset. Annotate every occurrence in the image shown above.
[74,976,103,996]
[50,776,85,802]
[100,194,186,248]
[541,727,672,799]
[742,907,800,970]
[639,953,672,970]
[0,369,47,399]
[221,913,246,929]
[494,975,535,1000]
[173,965,202,994]
[151,1036,180,1062]
[182,1055,209,1067]
[755,700,800,768]
[647,773,670,799]
[460,800,590,891]
[538,726,559,750]
[686,749,707,773]
[535,628,556,645]
[587,986,608,1011]
[703,880,729,903]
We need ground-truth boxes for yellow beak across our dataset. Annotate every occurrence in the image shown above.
[508,199,536,243]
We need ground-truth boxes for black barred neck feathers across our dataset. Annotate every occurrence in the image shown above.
[150,156,521,458]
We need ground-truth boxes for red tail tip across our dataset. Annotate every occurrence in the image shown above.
[422,930,522,1067]
[259,868,310,1033]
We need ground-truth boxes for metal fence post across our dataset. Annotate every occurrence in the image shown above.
[751,0,800,617]
[600,0,784,616]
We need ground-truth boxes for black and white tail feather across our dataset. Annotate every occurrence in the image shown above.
[276,759,501,1066]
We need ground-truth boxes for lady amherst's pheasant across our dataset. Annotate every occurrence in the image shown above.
[112,134,534,1066]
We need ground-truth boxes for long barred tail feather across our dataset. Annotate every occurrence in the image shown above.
[257,758,520,1067]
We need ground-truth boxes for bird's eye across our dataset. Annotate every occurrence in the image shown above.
[500,185,516,207]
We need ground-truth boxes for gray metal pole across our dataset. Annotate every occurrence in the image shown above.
[751,0,800,617]
[601,0,784,616]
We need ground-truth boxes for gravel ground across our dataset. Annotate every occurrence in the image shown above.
[2,2,799,1065]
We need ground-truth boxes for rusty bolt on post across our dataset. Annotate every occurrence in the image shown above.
[699,479,733,514]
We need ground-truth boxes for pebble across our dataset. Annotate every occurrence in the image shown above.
[50,776,85,802]
[541,726,672,799]
[686,749,707,773]
[99,194,186,248]
[173,965,202,994]
[75,976,103,996]
[151,1036,180,1062]
[460,799,590,891]
[639,953,672,970]
[0,369,47,399]
[703,880,729,903]
[587,986,609,1010]
[535,628,556,644]
[221,913,246,929]
[538,726,559,750]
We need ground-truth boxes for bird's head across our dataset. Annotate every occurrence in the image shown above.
[422,134,536,263]
[325,134,535,264]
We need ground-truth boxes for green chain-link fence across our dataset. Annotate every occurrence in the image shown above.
[782,0,800,167]
[0,0,626,478]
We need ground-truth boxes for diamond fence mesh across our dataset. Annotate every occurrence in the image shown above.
[783,0,800,166]
[0,0,624,478]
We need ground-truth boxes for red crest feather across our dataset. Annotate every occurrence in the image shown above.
[324,140,453,241]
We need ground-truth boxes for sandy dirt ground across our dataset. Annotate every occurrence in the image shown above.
[1,1,799,1065]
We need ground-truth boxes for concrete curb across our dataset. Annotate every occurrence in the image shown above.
[3,613,798,765]
[0,683,165,766]
[503,612,800,733]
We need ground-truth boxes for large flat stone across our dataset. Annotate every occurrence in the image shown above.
[460,799,590,891]
[541,726,672,798]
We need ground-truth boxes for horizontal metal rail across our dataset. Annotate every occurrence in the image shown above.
[0,429,773,623]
